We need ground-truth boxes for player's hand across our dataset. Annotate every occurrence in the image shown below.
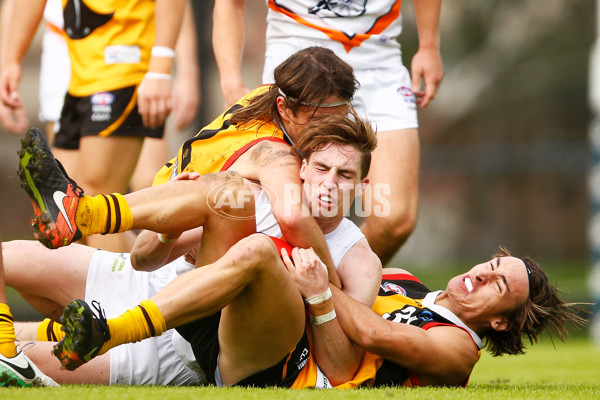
[411,46,444,109]
[0,101,28,133]
[281,246,329,299]
[184,244,201,265]
[172,68,200,130]
[221,82,250,108]
[0,62,23,109]
[172,171,202,181]
[138,75,173,129]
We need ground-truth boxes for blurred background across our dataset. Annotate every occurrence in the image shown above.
[0,0,596,337]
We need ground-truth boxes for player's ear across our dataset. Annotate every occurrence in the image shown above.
[277,96,291,122]
[491,316,509,332]
[355,178,369,197]
[299,159,308,180]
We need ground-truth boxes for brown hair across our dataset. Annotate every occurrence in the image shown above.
[484,247,588,356]
[291,110,377,179]
[230,46,358,127]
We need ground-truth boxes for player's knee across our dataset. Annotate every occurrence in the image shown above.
[371,210,416,243]
[202,171,254,216]
[233,234,279,274]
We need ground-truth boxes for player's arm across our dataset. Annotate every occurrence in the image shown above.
[331,285,479,386]
[138,0,186,129]
[411,0,443,109]
[0,0,28,133]
[337,238,382,306]
[0,0,45,108]
[238,141,341,287]
[213,0,250,106]
[302,241,380,384]
[130,227,203,271]
[282,247,363,385]
[171,0,201,131]
[129,172,204,271]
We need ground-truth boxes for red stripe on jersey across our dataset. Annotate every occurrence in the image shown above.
[221,137,289,171]
[381,273,422,284]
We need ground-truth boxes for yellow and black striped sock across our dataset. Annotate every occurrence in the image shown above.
[99,300,166,355]
[0,304,17,358]
[75,193,134,237]
[36,318,65,342]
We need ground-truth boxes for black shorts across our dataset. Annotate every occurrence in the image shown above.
[176,312,310,387]
[54,85,163,150]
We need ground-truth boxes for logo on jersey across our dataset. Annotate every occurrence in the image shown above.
[381,282,406,295]
[91,92,115,106]
[397,86,416,104]
[308,0,367,17]
[91,92,114,122]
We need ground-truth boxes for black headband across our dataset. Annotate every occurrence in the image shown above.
[521,258,534,300]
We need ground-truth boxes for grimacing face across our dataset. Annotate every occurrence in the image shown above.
[299,143,366,222]
[442,256,530,332]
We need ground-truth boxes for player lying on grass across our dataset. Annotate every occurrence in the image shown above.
[5,112,381,384]
[16,114,586,387]
[51,236,585,387]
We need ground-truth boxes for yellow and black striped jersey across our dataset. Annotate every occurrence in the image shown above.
[291,273,483,388]
[62,0,154,95]
[153,85,290,186]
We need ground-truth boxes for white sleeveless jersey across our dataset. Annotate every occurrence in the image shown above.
[254,189,364,268]
[264,0,403,71]
[43,0,64,28]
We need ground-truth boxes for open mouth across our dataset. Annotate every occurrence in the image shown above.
[464,277,474,293]
[319,194,333,204]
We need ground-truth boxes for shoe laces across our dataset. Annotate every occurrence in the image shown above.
[55,159,84,197]
[90,300,111,341]
[15,340,36,353]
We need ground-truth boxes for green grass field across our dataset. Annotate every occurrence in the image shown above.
[1,337,598,399]
[3,259,598,399]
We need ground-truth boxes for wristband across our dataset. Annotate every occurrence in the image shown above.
[157,233,178,244]
[310,310,336,326]
[144,72,172,81]
[305,288,332,305]
[151,46,175,58]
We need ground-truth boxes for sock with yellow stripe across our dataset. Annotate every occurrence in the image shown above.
[99,300,166,355]
[75,193,134,237]
[0,303,17,358]
[37,318,65,342]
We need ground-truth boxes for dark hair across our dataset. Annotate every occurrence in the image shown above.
[484,247,588,356]
[230,46,358,127]
[291,110,377,179]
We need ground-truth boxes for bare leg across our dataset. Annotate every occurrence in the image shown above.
[130,136,169,192]
[125,172,257,265]
[151,234,306,384]
[2,241,92,319]
[24,341,110,384]
[78,136,145,253]
[14,322,39,341]
[360,128,419,264]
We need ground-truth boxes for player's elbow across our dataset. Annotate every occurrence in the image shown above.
[274,207,308,234]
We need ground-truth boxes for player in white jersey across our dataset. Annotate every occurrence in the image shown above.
[5,112,380,382]
[213,0,443,265]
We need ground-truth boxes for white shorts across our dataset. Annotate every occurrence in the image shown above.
[85,250,205,386]
[38,27,69,123]
[263,50,418,133]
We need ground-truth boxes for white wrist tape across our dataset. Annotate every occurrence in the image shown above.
[151,46,175,58]
[144,72,172,81]
[305,288,332,305]
[310,310,336,326]
[157,233,177,244]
